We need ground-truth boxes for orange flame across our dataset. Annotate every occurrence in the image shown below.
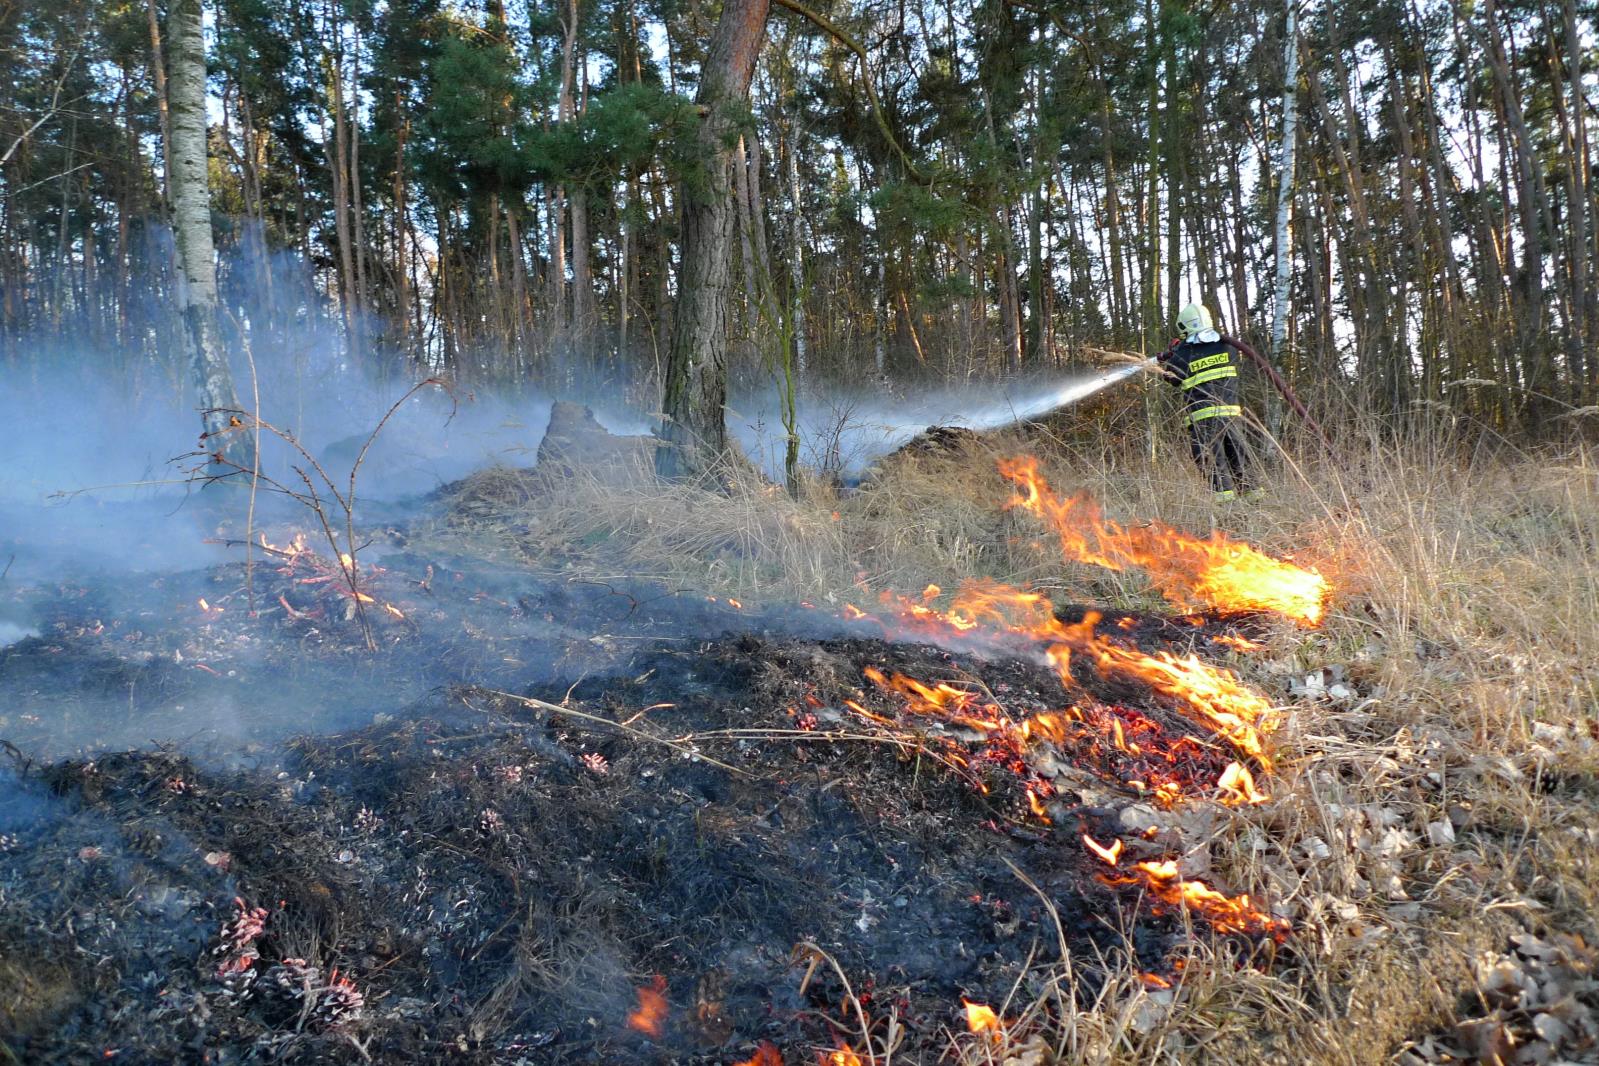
[733,1043,784,1066]
[876,580,1278,771]
[997,457,1329,625]
[1082,834,1124,865]
[626,975,668,1038]
[823,1048,864,1066]
[963,999,1000,1034]
[1100,860,1289,941]
[1211,633,1263,653]
[1216,762,1268,805]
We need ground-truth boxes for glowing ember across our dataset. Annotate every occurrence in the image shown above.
[997,456,1330,625]
[825,1047,865,1066]
[626,975,668,1037]
[963,999,1001,1034]
[1099,860,1290,941]
[732,1042,785,1066]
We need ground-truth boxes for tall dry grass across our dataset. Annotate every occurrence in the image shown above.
[415,410,1599,1065]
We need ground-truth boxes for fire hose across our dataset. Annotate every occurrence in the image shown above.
[1219,333,1335,456]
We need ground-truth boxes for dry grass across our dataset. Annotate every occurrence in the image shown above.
[414,415,1599,1065]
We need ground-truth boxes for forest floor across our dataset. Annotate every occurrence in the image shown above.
[2,406,1597,1064]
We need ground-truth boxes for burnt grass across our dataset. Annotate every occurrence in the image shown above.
[0,546,1279,1063]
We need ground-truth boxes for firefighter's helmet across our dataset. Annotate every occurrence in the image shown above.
[1176,303,1215,339]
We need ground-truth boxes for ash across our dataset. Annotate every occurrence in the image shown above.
[0,513,1278,1062]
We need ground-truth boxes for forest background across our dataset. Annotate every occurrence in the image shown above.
[4,0,1596,452]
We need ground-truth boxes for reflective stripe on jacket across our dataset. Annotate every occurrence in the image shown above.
[1161,337,1240,392]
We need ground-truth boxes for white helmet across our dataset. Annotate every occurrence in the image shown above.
[1176,303,1214,339]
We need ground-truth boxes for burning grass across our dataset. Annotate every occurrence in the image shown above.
[405,419,1599,1063]
[3,409,1598,1064]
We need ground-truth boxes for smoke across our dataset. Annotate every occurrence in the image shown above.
[0,224,1142,775]
[0,230,654,773]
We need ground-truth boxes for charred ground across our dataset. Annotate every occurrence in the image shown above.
[0,503,1284,1063]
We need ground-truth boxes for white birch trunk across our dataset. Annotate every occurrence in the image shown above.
[168,0,246,464]
[788,125,805,383]
[1269,0,1299,364]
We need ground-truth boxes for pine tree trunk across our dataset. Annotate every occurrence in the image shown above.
[1560,0,1593,391]
[734,136,760,316]
[1472,0,1557,420]
[327,25,357,339]
[167,0,246,466]
[570,186,594,349]
[746,133,771,287]
[392,106,410,358]
[145,0,174,208]
[655,0,770,479]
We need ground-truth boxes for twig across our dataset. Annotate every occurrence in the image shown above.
[1003,858,1071,963]
[469,688,749,777]
[183,377,451,650]
[793,941,878,1062]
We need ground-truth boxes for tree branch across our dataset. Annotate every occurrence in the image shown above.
[769,0,928,185]
[1,43,83,169]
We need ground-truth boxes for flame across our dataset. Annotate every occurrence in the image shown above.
[259,531,309,559]
[865,580,1278,772]
[1211,632,1263,653]
[852,576,1291,941]
[734,1043,784,1066]
[746,463,1307,947]
[963,999,1000,1034]
[997,456,1329,625]
[1100,860,1290,941]
[824,1048,864,1066]
[626,975,668,1038]
[1083,834,1124,865]
[1216,762,1268,805]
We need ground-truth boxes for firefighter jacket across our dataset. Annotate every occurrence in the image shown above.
[1158,331,1243,426]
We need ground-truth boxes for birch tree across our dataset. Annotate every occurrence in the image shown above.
[1269,0,1298,367]
[167,0,248,465]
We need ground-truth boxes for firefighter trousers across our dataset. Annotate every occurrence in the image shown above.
[1184,402,1253,499]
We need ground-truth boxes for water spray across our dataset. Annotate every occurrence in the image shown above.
[962,360,1154,432]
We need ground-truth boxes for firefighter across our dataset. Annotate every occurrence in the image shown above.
[1157,303,1256,502]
